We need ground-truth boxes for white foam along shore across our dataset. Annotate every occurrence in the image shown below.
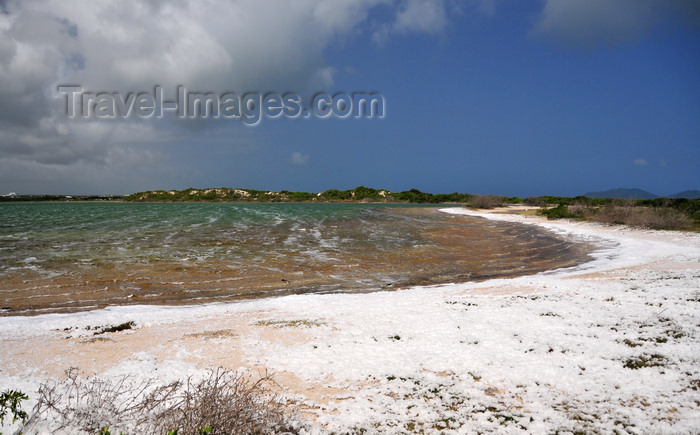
[0,207,698,433]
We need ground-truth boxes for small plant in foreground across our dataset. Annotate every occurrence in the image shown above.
[623,354,667,369]
[21,368,304,434]
[0,389,29,428]
[94,321,135,335]
[94,427,125,435]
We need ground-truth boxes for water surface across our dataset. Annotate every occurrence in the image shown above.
[0,203,592,315]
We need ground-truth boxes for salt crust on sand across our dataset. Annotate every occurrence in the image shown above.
[0,208,698,433]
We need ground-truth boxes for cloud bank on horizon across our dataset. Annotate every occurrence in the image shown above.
[0,0,698,195]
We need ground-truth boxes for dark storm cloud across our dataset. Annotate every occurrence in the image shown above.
[533,0,700,48]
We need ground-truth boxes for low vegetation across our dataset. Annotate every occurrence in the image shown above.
[468,194,508,209]
[538,197,699,230]
[94,321,136,335]
[122,186,530,208]
[123,186,478,204]
[623,354,667,370]
[254,319,324,328]
[0,389,29,430]
[18,368,303,434]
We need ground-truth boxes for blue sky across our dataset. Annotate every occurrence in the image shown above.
[0,0,698,196]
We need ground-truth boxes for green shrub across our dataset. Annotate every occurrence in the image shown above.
[393,188,433,203]
[0,389,29,428]
[623,354,666,369]
[541,205,580,219]
[524,196,546,206]
[319,189,353,201]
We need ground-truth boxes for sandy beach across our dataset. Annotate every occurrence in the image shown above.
[1,207,698,433]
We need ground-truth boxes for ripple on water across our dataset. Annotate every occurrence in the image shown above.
[0,203,594,315]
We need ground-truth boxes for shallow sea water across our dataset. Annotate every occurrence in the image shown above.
[0,203,593,315]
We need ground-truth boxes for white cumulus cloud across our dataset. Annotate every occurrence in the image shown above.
[290,152,310,166]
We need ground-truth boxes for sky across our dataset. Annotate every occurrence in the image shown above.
[0,0,698,197]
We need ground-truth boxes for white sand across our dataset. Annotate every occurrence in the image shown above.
[1,208,698,433]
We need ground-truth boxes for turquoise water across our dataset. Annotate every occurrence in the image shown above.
[0,202,425,271]
[0,202,590,314]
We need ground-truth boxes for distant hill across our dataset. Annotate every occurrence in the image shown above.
[583,188,700,199]
[122,186,477,203]
[584,188,658,199]
[667,190,700,199]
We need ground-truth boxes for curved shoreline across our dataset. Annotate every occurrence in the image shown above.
[1,205,593,316]
[0,208,698,433]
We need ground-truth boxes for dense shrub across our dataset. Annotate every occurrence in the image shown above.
[282,191,314,202]
[318,189,353,201]
[504,196,524,204]
[541,205,581,219]
[524,196,547,206]
[430,192,472,203]
[393,188,433,203]
[468,195,505,209]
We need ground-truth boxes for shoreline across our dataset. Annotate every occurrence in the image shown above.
[0,205,591,317]
[1,207,698,433]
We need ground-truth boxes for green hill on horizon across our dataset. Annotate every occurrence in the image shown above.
[584,188,700,200]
